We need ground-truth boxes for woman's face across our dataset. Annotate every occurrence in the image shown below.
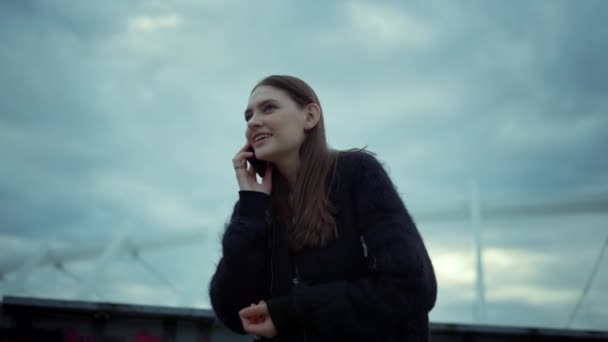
[244,85,309,162]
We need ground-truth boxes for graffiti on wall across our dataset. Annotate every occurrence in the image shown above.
[0,328,162,342]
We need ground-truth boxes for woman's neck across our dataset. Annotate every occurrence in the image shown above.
[274,154,300,188]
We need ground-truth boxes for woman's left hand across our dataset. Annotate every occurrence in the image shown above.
[238,301,277,338]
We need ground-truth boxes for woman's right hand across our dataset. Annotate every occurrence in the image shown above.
[233,143,273,195]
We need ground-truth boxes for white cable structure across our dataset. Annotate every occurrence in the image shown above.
[130,250,183,299]
[566,232,608,328]
[470,179,486,324]
[0,196,606,327]
[53,262,81,283]
[0,229,207,277]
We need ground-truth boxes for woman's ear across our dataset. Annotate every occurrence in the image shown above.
[304,103,321,131]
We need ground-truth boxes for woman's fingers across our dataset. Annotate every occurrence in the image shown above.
[245,315,266,326]
[242,318,265,333]
[239,303,270,329]
[233,152,254,167]
[234,143,254,168]
[238,142,252,153]
[240,304,270,334]
[243,317,276,338]
[232,143,271,193]
[233,148,256,191]
[239,303,268,317]
[247,162,257,177]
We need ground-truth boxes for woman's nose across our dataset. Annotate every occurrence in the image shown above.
[247,113,262,129]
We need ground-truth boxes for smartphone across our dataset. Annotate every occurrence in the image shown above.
[247,147,267,177]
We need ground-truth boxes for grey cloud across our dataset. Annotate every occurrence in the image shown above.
[2,1,141,41]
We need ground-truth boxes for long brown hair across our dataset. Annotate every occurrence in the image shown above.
[252,75,339,251]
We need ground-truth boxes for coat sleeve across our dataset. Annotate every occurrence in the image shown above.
[209,191,271,334]
[266,152,437,339]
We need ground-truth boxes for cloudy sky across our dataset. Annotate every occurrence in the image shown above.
[1,0,607,332]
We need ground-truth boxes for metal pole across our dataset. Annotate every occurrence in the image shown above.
[470,179,486,324]
[566,232,608,328]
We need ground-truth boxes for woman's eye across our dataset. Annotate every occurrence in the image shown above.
[263,104,276,112]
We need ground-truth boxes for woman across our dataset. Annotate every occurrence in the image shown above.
[209,75,437,341]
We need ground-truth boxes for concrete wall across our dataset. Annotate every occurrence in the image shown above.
[1,296,605,341]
